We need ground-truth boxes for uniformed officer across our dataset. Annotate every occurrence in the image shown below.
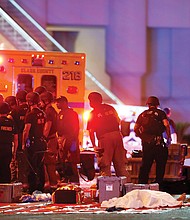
[87,92,130,180]
[39,91,58,189]
[56,96,80,184]
[34,86,47,95]
[22,92,47,194]
[5,95,19,182]
[134,96,171,190]
[15,90,29,189]
[0,102,18,183]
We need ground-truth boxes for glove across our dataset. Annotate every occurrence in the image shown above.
[166,138,172,147]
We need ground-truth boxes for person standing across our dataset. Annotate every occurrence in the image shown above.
[134,96,171,190]
[5,96,19,182]
[56,96,80,184]
[15,90,29,189]
[163,107,177,144]
[39,91,58,190]
[0,102,18,183]
[87,92,130,180]
[22,92,47,194]
[34,86,47,95]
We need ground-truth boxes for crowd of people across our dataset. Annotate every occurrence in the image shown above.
[0,86,80,194]
[0,89,176,193]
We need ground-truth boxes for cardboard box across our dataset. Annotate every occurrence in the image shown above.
[0,183,23,203]
[97,176,127,203]
[82,188,97,203]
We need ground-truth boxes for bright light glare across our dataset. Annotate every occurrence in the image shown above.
[83,110,90,121]
[0,57,3,64]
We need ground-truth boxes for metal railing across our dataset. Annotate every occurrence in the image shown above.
[1,0,124,104]
[0,8,44,51]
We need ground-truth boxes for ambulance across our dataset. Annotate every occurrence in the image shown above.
[0,50,86,144]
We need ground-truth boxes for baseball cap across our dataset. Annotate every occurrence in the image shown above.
[55,96,68,103]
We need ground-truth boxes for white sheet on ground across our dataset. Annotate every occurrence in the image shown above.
[101,189,182,209]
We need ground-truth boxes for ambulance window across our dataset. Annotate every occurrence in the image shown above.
[41,75,56,97]
[17,74,33,93]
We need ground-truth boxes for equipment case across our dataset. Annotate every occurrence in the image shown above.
[0,183,23,203]
[97,176,127,203]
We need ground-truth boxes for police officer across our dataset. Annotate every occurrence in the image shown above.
[22,92,47,194]
[56,96,80,184]
[0,102,18,183]
[16,91,29,148]
[34,86,47,95]
[16,90,29,189]
[87,92,130,180]
[5,95,19,182]
[134,96,171,190]
[5,96,19,128]
[39,91,58,189]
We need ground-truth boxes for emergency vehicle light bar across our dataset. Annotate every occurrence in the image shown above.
[8,58,14,63]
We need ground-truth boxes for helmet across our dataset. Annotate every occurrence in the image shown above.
[34,86,47,95]
[88,92,102,103]
[26,92,40,105]
[0,102,10,114]
[16,90,27,102]
[5,96,17,106]
[146,96,160,106]
[40,91,54,103]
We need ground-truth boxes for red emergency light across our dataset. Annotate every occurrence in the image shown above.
[31,54,44,66]
[8,58,14,63]
[0,66,5,72]
[61,60,67,65]
[21,59,28,63]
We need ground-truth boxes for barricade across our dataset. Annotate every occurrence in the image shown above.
[126,144,187,183]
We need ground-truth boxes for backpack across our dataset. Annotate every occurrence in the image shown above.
[79,152,95,181]
[140,109,166,136]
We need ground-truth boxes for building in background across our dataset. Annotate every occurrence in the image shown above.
[1,0,190,125]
